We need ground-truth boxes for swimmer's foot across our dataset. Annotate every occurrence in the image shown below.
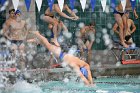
[121,42,129,48]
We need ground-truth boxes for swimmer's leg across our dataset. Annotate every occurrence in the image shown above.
[42,16,60,46]
[114,14,128,48]
[33,31,61,57]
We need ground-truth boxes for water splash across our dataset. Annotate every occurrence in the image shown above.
[78,22,85,28]
[11,81,43,93]
[68,45,77,55]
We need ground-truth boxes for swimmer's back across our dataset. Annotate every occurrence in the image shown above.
[63,54,88,67]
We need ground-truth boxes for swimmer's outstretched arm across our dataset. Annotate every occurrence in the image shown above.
[74,66,90,85]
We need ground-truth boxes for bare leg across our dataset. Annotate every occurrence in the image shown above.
[114,14,128,48]
[122,14,128,40]
[85,41,92,65]
[80,48,85,60]
[58,21,62,33]
[60,21,68,32]
[43,16,60,46]
[33,31,61,58]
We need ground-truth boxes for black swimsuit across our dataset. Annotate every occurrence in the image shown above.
[113,9,125,16]
[11,40,23,46]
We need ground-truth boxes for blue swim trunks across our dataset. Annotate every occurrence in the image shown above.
[80,67,88,79]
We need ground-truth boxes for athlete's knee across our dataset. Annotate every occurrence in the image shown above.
[48,24,53,30]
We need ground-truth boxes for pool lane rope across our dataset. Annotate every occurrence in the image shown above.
[95,81,140,85]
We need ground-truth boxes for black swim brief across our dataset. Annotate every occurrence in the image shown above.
[11,40,23,46]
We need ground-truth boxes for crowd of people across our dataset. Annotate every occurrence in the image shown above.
[1,0,139,86]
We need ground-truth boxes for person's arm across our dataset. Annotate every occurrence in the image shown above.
[64,4,79,20]
[112,23,119,34]
[79,27,87,49]
[87,41,94,50]
[3,21,11,40]
[130,20,136,34]
[54,4,74,20]
[24,20,30,40]
[133,8,138,19]
[88,31,95,50]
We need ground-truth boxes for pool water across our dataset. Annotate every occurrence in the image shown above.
[1,76,140,93]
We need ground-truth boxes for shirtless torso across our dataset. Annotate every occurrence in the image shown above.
[126,19,135,35]
[9,20,26,40]
[4,17,27,41]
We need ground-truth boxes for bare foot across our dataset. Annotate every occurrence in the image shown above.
[121,42,129,48]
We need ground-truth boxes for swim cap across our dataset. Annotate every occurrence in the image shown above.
[15,9,21,15]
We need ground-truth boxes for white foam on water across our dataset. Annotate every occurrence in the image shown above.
[96,90,109,93]
[26,54,33,61]
[11,81,43,93]
[119,91,133,93]
[0,84,4,88]
[68,45,77,55]
[63,78,69,83]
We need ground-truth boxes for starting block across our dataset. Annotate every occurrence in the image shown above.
[122,59,140,64]
[111,44,140,64]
